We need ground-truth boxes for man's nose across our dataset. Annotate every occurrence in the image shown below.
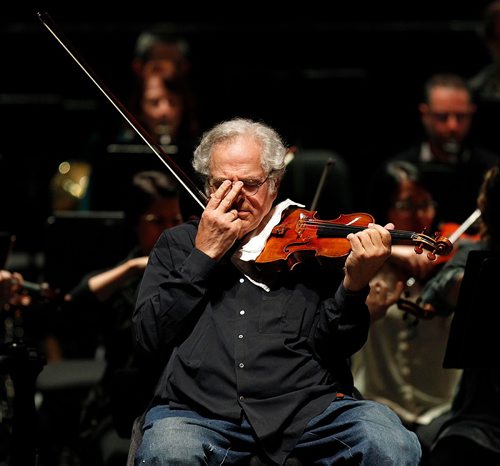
[440,114,458,131]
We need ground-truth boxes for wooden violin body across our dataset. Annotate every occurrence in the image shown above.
[256,207,453,272]
[256,208,368,270]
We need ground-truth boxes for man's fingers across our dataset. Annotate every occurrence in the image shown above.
[207,180,243,213]
[207,180,232,207]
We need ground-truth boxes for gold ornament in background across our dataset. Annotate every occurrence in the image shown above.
[50,160,91,211]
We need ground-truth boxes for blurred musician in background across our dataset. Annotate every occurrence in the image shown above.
[388,73,499,226]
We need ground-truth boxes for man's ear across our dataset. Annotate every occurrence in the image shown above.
[418,103,429,117]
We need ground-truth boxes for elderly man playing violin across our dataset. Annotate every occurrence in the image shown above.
[132,117,421,465]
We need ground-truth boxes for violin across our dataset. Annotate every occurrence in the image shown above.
[255,207,453,272]
[396,208,481,320]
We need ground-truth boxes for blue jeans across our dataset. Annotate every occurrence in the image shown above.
[135,396,421,465]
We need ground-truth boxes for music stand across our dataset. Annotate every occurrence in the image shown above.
[443,250,500,369]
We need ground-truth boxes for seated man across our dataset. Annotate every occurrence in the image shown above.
[132,117,422,465]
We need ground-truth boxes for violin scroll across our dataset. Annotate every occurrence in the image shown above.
[412,231,453,261]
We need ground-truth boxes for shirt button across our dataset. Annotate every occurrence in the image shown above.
[240,278,244,283]
[239,362,245,368]
[240,310,245,315]
[239,395,245,401]
[238,334,244,339]
[403,391,414,401]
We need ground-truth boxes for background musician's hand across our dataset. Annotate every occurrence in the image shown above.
[366,278,405,323]
[0,270,29,307]
[343,223,393,292]
[390,245,439,280]
[195,180,244,260]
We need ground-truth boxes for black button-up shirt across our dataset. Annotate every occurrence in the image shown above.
[133,220,370,464]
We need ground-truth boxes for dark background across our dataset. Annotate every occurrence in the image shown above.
[0,2,495,276]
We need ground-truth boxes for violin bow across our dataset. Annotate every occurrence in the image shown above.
[37,11,207,211]
[447,208,481,244]
[310,157,335,212]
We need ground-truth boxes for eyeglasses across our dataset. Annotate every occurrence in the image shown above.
[430,112,472,123]
[393,200,437,213]
[209,176,269,196]
[142,213,182,228]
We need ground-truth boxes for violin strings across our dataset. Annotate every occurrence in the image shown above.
[301,219,422,241]
[296,218,449,255]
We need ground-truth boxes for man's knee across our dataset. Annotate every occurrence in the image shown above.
[356,403,422,464]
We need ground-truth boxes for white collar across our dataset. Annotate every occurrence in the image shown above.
[231,199,304,291]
